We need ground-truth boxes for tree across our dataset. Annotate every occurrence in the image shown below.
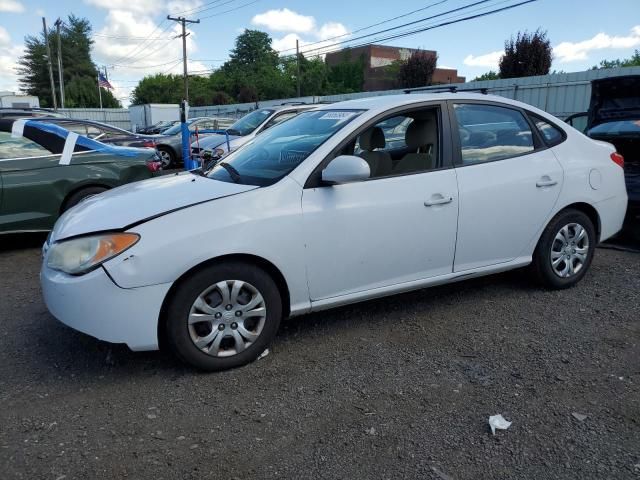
[473,70,500,81]
[327,51,366,93]
[17,15,120,108]
[398,51,437,88]
[131,74,181,105]
[499,29,552,79]
[591,49,640,69]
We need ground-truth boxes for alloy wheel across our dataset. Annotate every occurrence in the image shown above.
[550,223,589,278]
[188,280,267,357]
[158,150,172,168]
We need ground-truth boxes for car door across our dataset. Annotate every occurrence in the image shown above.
[449,101,564,272]
[301,104,459,301]
[0,131,62,232]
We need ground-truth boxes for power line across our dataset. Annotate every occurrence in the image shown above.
[199,0,261,20]
[173,0,239,17]
[291,0,496,58]
[108,20,172,66]
[300,0,537,58]
[169,0,230,16]
[277,0,450,54]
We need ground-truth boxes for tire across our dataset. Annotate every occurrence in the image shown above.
[62,186,108,213]
[157,146,175,169]
[165,261,282,371]
[531,208,596,289]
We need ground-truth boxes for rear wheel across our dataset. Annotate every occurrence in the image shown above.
[532,209,596,289]
[165,262,282,371]
[62,186,108,213]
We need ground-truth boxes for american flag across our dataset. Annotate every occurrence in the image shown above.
[98,72,113,90]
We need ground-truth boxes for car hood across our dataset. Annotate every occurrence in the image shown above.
[197,133,242,149]
[50,173,258,242]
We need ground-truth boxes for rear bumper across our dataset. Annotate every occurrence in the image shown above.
[596,194,628,242]
[41,265,171,351]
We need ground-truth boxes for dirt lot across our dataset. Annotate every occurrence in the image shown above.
[0,234,639,480]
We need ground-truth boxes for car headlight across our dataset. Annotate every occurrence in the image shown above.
[47,233,140,275]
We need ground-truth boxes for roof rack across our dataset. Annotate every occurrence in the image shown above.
[404,86,489,95]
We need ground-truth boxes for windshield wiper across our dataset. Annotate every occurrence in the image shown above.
[218,161,242,183]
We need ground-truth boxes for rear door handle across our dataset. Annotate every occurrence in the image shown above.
[424,195,453,207]
[536,177,558,188]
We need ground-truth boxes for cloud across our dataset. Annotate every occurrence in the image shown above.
[251,8,315,33]
[0,26,24,92]
[0,0,24,13]
[463,50,502,69]
[250,8,348,56]
[83,0,159,15]
[554,25,640,63]
[35,7,45,16]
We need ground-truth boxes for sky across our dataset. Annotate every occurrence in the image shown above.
[1,0,639,107]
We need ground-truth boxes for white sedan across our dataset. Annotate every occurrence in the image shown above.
[41,93,628,371]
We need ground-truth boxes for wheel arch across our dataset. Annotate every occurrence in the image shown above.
[560,202,601,242]
[60,183,112,214]
[157,253,291,350]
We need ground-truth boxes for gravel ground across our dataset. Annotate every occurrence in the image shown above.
[0,234,639,480]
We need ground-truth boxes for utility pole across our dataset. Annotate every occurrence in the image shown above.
[167,15,199,171]
[296,39,301,98]
[166,15,200,104]
[42,17,57,110]
[54,18,65,108]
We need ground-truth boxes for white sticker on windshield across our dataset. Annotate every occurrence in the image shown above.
[59,132,78,165]
[319,111,355,121]
[11,119,27,138]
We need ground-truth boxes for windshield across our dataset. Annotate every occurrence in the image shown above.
[163,119,197,136]
[589,120,640,136]
[207,109,363,186]
[227,109,274,136]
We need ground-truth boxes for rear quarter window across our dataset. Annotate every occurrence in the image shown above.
[529,113,566,147]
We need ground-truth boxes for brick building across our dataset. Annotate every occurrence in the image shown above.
[325,44,465,91]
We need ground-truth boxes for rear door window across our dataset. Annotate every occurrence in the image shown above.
[0,132,53,159]
[453,103,534,165]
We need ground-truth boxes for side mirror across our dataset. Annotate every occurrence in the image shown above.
[321,155,370,184]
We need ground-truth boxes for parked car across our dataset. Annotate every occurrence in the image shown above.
[565,75,639,240]
[19,117,160,149]
[0,107,67,119]
[41,93,627,371]
[0,118,162,234]
[154,117,226,168]
[192,104,315,164]
[137,120,179,135]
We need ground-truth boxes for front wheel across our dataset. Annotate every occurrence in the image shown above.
[165,262,282,371]
[532,209,596,289]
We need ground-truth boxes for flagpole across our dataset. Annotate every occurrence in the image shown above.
[97,71,103,109]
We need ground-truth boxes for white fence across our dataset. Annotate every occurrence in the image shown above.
[57,108,130,130]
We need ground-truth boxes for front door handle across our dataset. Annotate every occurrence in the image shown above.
[536,176,558,188]
[424,195,453,207]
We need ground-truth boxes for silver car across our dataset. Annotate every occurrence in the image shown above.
[155,117,226,168]
[192,104,315,164]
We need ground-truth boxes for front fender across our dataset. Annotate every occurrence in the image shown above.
[102,177,311,315]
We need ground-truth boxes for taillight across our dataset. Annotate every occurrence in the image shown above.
[146,160,162,172]
[610,152,624,168]
[142,139,156,148]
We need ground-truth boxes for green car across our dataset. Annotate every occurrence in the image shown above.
[0,118,162,234]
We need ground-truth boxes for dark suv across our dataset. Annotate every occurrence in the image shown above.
[566,75,640,240]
